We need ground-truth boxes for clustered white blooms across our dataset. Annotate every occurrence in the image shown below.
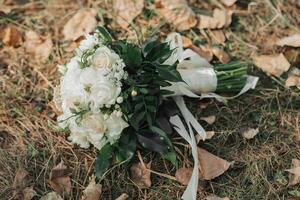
[55,32,128,150]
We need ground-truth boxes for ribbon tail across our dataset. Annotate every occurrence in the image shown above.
[170,115,199,200]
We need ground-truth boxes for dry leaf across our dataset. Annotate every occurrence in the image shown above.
[113,0,144,29]
[200,115,216,125]
[155,0,197,31]
[190,45,214,62]
[209,30,226,44]
[23,187,36,200]
[2,26,22,47]
[199,9,233,29]
[13,168,29,198]
[182,35,193,48]
[198,148,231,180]
[206,195,230,200]
[196,131,215,143]
[115,193,129,200]
[286,76,300,89]
[175,167,193,185]
[211,47,231,64]
[24,31,53,62]
[48,160,71,196]
[286,159,300,186]
[63,9,97,41]
[242,128,259,139]
[221,0,237,7]
[130,162,151,188]
[276,34,300,47]
[40,192,63,200]
[253,53,290,77]
[81,176,102,200]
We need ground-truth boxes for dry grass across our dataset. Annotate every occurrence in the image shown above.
[0,0,300,199]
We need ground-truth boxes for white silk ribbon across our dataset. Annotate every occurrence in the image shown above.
[163,33,259,200]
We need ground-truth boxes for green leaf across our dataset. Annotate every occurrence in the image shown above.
[142,37,159,57]
[129,111,145,130]
[162,151,178,167]
[157,65,182,82]
[115,128,137,163]
[96,26,112,42]
[149,126,172,146]
[94,143,114,179]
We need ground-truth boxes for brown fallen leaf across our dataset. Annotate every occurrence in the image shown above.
[253,53,290,77]
[40,192,63,200]
[113,0,144,29]
[48,160,71,197]
[81,176,102,200]
[175,167,193,185]
[285,67,300,89]
[211,47,231,64]
[198,148,231,180]
[208,30,226,44]
[196,131,215,143]
[130,162,151,188]
[182,35,193,48]
[286,159,300,186]
[199,9,233,29]
[13,168,32,199]
[63,9,97,41]
[221,0,237,7]
[2,26,22,47]
[242,128,259,139]
[206,195,230,200]
[200,115,216,125]
[115,193,129,200]
[24,31,53,62]
[155,0,197,31]
[23,187,36,200]
[276,34,300,47]
[190,45,214,62]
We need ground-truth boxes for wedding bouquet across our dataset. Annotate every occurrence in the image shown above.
[54,27,258,200]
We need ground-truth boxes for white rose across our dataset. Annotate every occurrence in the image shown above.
[89,80,121,109]
[68,119,90,148]
[80,113,107,135]
[106,113,128,143]
[92,46,118,70]
[79,34,99,51]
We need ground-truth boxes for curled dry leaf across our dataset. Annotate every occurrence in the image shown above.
[253,53,290,77]
[113,0,144,29]
[24,31,53,62]
[221,0,237,7]
[23,187,36,200]
[208,30,226,44]
[81,176,102,200]
[13,168,29,198]
[198,148,231,180]
[175,167,193,185]
[200,115,216,125]
[48,160,71,197]
[2,26,22,47]
[199,9,233,29]
[63,9,97,41]
[242,128,259,139]
[211,47,231,64]
[190,45,213,62]
[115,193,129,200]
[40,192,63,200]
[285,68,300,89]
[155,0,197,31]
[130,162,151,188]
[276,34,300,47]
[286,159,300,186]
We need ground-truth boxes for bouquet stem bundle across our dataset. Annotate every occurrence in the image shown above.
[215,61,248,93]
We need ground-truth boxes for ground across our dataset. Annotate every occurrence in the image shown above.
[0,0,300,199]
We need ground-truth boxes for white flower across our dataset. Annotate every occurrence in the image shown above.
[92,46,119,70]
[68,119,90,148]
[79,34,99,51]
[106,113,128,143]
[81,113,107,136]
[89,79,121,109]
